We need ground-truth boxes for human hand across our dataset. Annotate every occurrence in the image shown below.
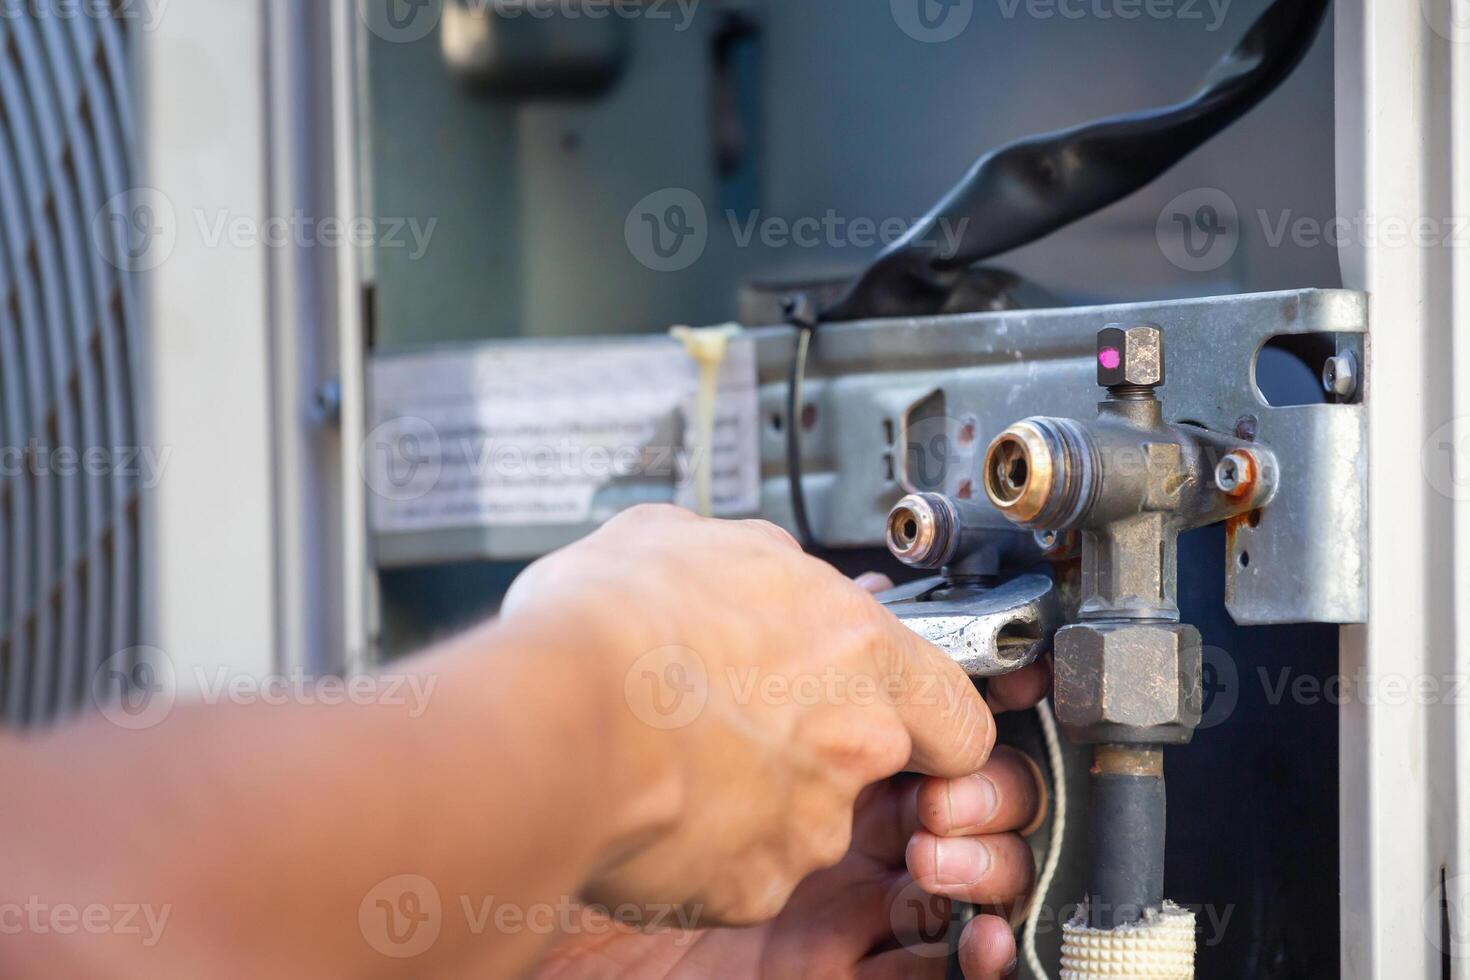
[499,505,1000,927]
[531,751,1044,980]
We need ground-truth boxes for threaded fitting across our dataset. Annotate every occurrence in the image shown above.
[983,417,1098,531]
[886,493,962,568]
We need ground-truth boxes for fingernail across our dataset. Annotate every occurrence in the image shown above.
[932,837,990,886]
[946,773,1000,831]
[854,572,892,592]
[1004,956,1019,978]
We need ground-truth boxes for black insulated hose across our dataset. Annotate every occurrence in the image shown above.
[1087,747,1168,930]
[785,0,1328,550]
[821,0,1330,323]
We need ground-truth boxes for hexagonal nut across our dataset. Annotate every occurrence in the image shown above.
[1097,324,1165,389]
[1053,622,1202,744]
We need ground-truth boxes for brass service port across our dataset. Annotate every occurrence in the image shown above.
[984,424,1053,524]
[982,419,1095,530]
[886,493,960,568]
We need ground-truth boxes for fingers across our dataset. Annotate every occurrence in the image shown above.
[986,660,1050,714]
[765,866,905,968]
[853,744,1046,864]
[856,572,896,595]
[882,628,996,779]
[916,747,1043,838]
[858,946,948,980]
[956,914,1019,980]
[883,875,953,950]
[860,570,998,783]
[851,776,923,864]
[905,831,1035,906]
[777,869,950,977]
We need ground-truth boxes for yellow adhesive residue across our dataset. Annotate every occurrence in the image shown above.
[670,323,743,517]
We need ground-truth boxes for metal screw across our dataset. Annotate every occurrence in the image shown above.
[1033,529,1078,560]
[313,378,342,426]
[1215,451,1253,496]
[1322,351,1359,399]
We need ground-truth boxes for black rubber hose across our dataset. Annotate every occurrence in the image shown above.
[822,0,1330,323]
[1087,765,1167,929]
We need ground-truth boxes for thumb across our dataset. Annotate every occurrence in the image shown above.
[880,620,996,778]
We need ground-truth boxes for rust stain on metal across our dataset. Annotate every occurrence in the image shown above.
[1223,452,1258,500]
[1225,513,1247,554]
[1091,744,1164,777]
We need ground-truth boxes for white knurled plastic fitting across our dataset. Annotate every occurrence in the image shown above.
[1058,902,1197,979]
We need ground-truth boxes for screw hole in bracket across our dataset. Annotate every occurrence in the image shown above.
[1255,333,1361,407]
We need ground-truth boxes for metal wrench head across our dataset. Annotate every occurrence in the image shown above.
[879,573,1059,679]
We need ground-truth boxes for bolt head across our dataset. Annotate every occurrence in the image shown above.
[1097,324,1165,389]
[1321,352,1359,398]
[1054,622,1203,744]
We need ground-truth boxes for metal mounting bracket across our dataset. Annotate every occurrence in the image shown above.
[755,288,1366,626]
[365,288,1365,627]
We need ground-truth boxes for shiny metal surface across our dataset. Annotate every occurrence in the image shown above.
[879,573,1059,678]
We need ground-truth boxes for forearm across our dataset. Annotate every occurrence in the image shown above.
[0,612,668,979]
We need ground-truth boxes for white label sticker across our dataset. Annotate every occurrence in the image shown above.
[365,336,761,534]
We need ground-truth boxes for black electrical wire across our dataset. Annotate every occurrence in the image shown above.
[784,0,1329,550]
[782,296,820,550]
[822,0,1330,323]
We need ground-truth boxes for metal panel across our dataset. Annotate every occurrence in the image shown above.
[139,0,368,680]
[752,288,1367,626]
[263,0,371,674]
[140,0,278,687]
[370,288,1367,627]
[1335,1,1463,976]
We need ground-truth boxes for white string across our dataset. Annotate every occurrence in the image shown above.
[1023,699,1067,980]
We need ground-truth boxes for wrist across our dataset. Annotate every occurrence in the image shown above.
[474,606,686,877]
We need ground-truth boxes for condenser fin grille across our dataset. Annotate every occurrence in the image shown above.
[0,10,140,727]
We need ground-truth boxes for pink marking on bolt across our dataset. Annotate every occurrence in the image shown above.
[1099,348,1122,371]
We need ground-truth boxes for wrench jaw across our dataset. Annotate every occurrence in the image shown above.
[879,573,1060,679]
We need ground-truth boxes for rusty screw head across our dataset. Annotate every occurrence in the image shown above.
[1215,451,1254,497]
[1097,324,1165,391]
